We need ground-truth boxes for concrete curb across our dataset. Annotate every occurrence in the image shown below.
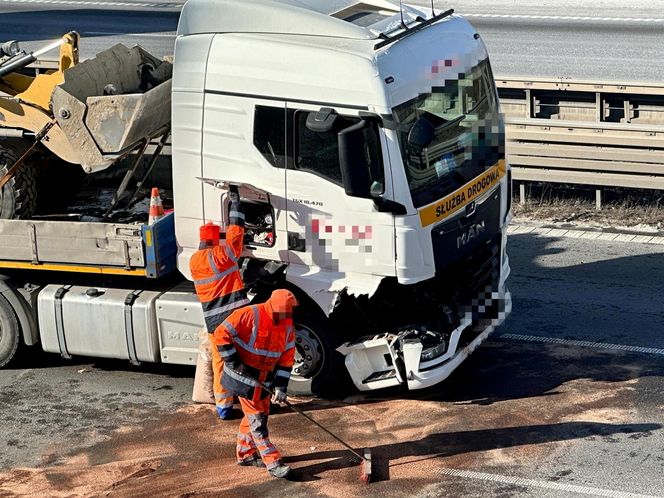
[507,222,664,245]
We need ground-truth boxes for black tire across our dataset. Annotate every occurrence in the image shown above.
[0,294,21,368]
[287,310,354,398]
[0,143,37,219]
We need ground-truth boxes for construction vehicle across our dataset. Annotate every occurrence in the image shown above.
[0,0,512,396]
[0,32,172,219]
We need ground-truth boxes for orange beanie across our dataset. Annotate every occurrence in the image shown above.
[199,222,220,243]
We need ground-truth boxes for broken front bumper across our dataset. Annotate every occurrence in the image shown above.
[337,285,512,392]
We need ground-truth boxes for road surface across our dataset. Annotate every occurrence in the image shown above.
[1,0,663,81]
[1,227,662,497]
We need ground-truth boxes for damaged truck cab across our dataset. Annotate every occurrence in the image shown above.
[173,0,512,393]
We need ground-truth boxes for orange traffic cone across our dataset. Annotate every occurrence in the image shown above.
[148,187,165,224]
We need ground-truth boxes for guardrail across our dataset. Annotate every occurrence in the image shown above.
[21,61,664,201]
[497,77,664,205]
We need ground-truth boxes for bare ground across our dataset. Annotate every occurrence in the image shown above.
[512,184,664,233]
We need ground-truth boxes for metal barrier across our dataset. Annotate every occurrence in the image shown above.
[497,77,664,195]
[23,61,664,194]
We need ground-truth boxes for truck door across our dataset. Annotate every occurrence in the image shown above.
[201,97,288,263]
[284,103,395,277]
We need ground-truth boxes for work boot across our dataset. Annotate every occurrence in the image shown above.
[268,463,291,478]
[237,454,265,467]
[216,406,235,420]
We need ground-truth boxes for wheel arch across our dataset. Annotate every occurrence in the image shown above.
[0,276,39,346]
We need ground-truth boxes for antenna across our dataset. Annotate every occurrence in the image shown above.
[431,0,436,16]
[399,0,407,29]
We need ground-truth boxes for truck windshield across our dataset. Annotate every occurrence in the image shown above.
[393,58,503,208]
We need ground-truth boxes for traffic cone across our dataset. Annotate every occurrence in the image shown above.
[148,187,165,224]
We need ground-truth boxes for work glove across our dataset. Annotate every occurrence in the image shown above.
[271,388,287,405]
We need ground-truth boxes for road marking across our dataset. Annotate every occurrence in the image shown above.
[437,468,663,498]
[462,13,664,23]
[83,31,175,38]
[507,225,664,246]
[0,0,181,7]
[500,333,664,356]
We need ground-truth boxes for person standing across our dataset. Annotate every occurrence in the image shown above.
[213,289,298,478]
[190,185,250,419]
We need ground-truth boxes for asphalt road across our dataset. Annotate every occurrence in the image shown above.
[1,228,662,497]
[1,0,663,81]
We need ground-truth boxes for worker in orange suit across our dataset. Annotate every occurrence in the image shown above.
[190,184,249,420]
[212,289,298,478]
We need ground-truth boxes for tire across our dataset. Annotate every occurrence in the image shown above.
[0,144,37,219]
[287,310,353,398]
[0,294,21,368]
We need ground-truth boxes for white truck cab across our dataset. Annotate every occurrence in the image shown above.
[172,0,512,393]
[0,0,510,397]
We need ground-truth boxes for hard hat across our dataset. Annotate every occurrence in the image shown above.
[199,222,220,243]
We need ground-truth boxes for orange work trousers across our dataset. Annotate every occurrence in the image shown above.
[209,335,233,410]
[236,396,282,469]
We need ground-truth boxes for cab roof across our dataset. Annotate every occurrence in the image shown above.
[177,0,427,40]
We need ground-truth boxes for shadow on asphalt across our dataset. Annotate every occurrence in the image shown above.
[282,421,662,483]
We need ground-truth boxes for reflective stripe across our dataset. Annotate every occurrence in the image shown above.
[284,341,295,350]
[238,433,253,443]
[193,263,238,286]
[275,369,291,379]
[248,306,260,347]
[223,365,257,386]
[208,251,221,275]
[224,243,239,263]
[229,210,245,220]
[203,300,247,318]
[237,444,254,452]
[260,447,279,457]
[219,346,237,358]
[224,323,239,339]
[235,339,281,359]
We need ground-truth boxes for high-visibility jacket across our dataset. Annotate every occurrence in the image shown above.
[189,203,249,333]
[213,296,296,401]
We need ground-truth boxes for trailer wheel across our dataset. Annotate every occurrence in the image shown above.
[0,144,37,219]
[0,294,21,368]
[287,311,352,398]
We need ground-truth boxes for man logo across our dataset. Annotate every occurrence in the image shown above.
[465,201,476,217]
[457,221,486,249]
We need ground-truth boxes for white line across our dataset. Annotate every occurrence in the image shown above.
[0,0,182,8]
[83,31,175,38]
[500,333,664,356]
[461,13,664,23]
[437,468,664,498]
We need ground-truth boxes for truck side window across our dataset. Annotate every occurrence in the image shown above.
[293,110,356,185]
[253,105,287,168]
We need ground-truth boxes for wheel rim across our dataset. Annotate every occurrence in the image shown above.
[290,323,325,383]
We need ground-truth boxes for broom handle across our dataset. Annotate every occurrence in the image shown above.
[255,378,366,461]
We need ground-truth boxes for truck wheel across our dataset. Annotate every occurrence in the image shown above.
[0,294,21,368]
[0,144,37,219]
[287,311,353,398]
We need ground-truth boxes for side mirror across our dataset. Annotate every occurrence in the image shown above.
[408,118,435,149]
[338,120,372,198]
[306,107,338,133]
